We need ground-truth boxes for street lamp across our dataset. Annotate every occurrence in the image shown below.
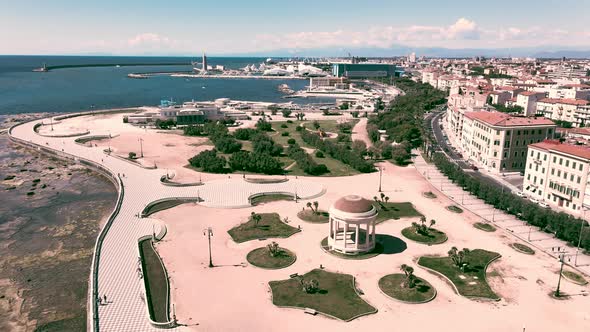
[203,227,214,268]
[378,166,383,192]
[555,252,566,297]
[138,138,144,158]
[575,211,587,266]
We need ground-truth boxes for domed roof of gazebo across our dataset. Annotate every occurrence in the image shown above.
[332,195,374,214]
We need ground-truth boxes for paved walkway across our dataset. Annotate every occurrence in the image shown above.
[413,153,590,277]
[9,117,324,332]
[351,118,372,148]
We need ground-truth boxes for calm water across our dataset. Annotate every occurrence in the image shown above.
[0,55,330,115]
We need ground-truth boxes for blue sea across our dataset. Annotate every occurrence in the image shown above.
[0,55,330,115]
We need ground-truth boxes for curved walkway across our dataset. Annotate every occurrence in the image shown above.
[9,115,324,332]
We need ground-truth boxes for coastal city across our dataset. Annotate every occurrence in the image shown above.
[1,1,590,332]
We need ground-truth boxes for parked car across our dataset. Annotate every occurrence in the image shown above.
[470,165,479,171]
[515,191,526,198]
[538,202,550,209]
[457,153,463,158]
[529,197,539,204]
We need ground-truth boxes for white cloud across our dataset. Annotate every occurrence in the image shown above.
[128,33,174,48]
[252,18,586,51]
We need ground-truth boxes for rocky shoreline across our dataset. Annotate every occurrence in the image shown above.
[0,127,117,331]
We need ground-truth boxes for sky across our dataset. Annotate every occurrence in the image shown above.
[1,0,589,55]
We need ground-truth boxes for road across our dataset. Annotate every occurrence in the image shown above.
[427,110,518,193]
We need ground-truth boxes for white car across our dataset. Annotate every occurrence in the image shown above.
[529,197,539,204]
[515,191,526,198]
[538,202,550,209]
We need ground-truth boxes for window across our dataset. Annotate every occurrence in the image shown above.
[580,164,583,171]
[566,160,569,167]
[536,165,539,172]
[564,172,568,179]
[540,179,544,185]
[573,162,576,169]
[552,168,555,175]
[558,170,561,176]
[578,176,581,184]
[571,174,574,181]
[527,174,531,180]
[539,190,542,196]
[544,154,547,161]
[517,130,521,135]
[553,156,556,163]
[493,151,497,157]
[542,168,545,173]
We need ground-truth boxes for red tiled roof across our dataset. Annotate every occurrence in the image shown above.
[529,140,590,160]
[498,86,521,91]
[562,84,590,89]
[464,111,555,127]
[538,98,589,106]
[520,91,543,96]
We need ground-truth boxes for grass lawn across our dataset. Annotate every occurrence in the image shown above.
[401,227,447,245]
[562,270,588,285]
[374,202,423,224]
[378,273,436,303]
[139,239,169,323]
[446,205,464,213]
[510,243,535,255]
[474,222,496,232]
[228,213,300,243]
[246,247,296,269]
[269,269,376,321]
[418,249,501,300]
[270,120,360,177]
[297,209,329,223]
[250,193,294,206]
[320,237,383,260]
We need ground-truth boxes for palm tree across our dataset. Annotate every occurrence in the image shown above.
[380,193,385,202]
[313,201,319,214]
[448,246,459,266]
[400,264,415,288]
[384,196,389,203]
[267,241,280,257]
[373,196,378,202]
[306,202,312,211]
[251,212,262,228]
[429,219,436,229]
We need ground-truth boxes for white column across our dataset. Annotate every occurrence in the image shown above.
[354,224,360,250]
[343,223,348,249]
[371,222,376,245]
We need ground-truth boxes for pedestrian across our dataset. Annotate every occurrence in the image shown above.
[97,297,102,305]
[103,294,107,304]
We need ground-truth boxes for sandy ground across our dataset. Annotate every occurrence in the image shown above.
[155,162,590,332]
[46,112,590,331]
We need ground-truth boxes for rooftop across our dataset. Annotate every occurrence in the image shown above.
[332,195,374,214]
[465,111,555,127]
[529,140,590,160]
[538,98,589,106]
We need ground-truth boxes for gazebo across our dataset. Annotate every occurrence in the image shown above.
[327,195,378,255]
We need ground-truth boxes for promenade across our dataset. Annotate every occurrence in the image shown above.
[8,115,324,331]
[413,153,590,276]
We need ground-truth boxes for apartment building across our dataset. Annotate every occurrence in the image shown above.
[537,98,590,126]
[524,140,590,214]
[461,112,556,173]
[516,91,546,116]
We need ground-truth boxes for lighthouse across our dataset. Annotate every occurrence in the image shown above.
[202,53,208,73]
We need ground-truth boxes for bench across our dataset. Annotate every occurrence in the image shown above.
[304,308,317,315]
[289,273,299,278]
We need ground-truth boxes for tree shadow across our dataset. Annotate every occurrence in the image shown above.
[463,264,483,273]
[375,234,407,254]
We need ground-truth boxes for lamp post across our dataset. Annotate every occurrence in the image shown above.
[555,252,566,297]
[203,227,213,268]
[138,138,144,158]
[50,117,54,131]
[575,210,587,266]
[378,166,383,192]
[107,130,111,154]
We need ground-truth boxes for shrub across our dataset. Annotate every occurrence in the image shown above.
[256,118,273,131]
[287,138,296,145]
[228,150,283,175]
[286,120,293,124]
[315,151,325,158]
[188,150,227,173]
[300,130,373,173]
[280,124,288,128]
[287,144,329,175]
[281,110,292,118]
[234,128,259,140]
[252,133,283,156]
[295,126,303,132]
[281,132,289,137]
[128,152,137,159]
